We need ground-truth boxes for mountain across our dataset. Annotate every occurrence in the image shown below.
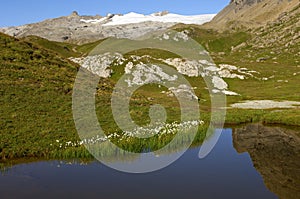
[0,11,215,44]
[198,0,299,65]
[246,2,300,63]
[1,0,300,163]
[207,0,299,30]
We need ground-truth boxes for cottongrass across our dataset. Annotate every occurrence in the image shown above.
[53,120,204,149]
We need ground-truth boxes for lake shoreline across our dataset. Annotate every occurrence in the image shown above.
[1,119,299,167]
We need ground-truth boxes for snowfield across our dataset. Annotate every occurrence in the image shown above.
[0,11,216,43]
[80,12,216,26]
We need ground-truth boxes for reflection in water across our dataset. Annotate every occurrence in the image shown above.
[233,124,300,199]
[1,125,299,198]
[0,128,278,199]
[81,125,202,166]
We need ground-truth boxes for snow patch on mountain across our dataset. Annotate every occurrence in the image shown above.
[0,12,216,43]
[92,12,216,26]
[80,18,107,24]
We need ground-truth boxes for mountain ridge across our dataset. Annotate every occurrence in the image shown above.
[206,0,299,30]
[0,12,214,44]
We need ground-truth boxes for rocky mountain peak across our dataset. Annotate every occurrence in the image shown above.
[153,11,169,16]
[70,11,79,17]
[230,0,263,6]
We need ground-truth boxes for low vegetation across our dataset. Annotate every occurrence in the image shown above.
[1,16,300,167]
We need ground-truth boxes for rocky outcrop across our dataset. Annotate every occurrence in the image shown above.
[233,124,300,199]
[152,11,169,16]
[206,0,299,30]
[70,11,79,17]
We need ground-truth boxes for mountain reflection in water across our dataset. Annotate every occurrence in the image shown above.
[233,124,300,199]
[0,124,299,199]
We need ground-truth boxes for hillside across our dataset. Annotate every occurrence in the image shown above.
[0,32,213,161]
[1,0,300,163]
[247,3,300,64]
[206,0,299,30]
[0,33,81,159]
[189,0,300,66]
[203,0,300,63]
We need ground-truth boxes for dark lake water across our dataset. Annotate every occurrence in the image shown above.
[1,124,299,199]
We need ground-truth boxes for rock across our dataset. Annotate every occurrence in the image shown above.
[153,11,169,16]
[163,58,199,77]
[256,57,268,62]
[70,53,123,78]
[124,63,178,87]
[70,11,79,17]
[231,42,247,52]
[212,76,228,90]
[62,36,69,40]
[106,13,115,19]
[169,84,198,100]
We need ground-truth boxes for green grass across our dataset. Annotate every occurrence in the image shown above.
[1,19,300,166]
[0,33,80,160]
[23,36,81,58]
[173,25,251,55]
[76,39,107,55]
[262,110,300,126]
[23,35,106,58]
[126,48,181,59]
[0,33,207,162]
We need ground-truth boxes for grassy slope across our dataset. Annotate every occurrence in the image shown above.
[22,35,107,58]
[22,36,81,58]
[0,33,90,160]
[1,14,299,163]
[0,34,208,163]
[173,23,300,126]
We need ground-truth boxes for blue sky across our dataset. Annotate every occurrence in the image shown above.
[0,0,230,27]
